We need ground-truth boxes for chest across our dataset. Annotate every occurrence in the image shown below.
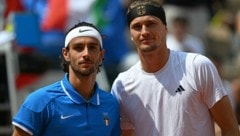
[121,64,206,119]
[42,101,115,136]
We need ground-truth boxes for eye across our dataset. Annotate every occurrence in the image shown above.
[145,21,156,27]
[72,44,84,51]
[131,24,142,31]
[87,42,101,52]
[89,45,99,50]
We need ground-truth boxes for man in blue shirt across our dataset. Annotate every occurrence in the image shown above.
[12,21,121,136]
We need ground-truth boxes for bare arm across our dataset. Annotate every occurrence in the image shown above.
[12,126,31,136]
[121,129,134,136]
[120,121,135,136]
[210,96,240,136]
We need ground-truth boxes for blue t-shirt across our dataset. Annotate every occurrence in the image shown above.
[12,74,121,136]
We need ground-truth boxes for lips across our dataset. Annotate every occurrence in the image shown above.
[81,61,93,65]
[141,39,151,44]
[79,61,93,67]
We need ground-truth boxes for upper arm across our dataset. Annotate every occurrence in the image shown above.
[210,96,240,135]
[121,129,135,136]
[13,126,31,136]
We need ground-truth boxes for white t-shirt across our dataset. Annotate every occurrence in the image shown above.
[111,50,227,136]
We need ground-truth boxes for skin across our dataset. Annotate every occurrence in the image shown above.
[122,15,240,136]
[12,127,30,136]
[129,15,169,73]
[211,96,240,136]
[62,36,104,100]
[13,36,104,136]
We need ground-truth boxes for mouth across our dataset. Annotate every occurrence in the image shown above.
[140,36,152,41]
[79,61,93,66]
[141,39,151,44]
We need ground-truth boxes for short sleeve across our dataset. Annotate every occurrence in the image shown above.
[12,92,49,135]
[192,55,227,108]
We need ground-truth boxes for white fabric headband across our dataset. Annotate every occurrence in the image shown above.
[65,26,103,48]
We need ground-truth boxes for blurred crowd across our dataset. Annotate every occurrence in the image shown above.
[0,0,137,87]
[0,0,240,132]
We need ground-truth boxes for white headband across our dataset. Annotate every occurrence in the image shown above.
[65,26,102,48]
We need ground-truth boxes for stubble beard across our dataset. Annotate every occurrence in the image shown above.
[71,63,97,77]
[140,44,158,53]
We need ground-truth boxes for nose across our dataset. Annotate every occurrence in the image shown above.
[141,25,149,35]
[82,46,91,58]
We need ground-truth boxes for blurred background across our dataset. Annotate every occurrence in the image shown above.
[0,0,240,135]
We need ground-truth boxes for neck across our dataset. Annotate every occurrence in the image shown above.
[140,48,170,73]
[68,71,96,100]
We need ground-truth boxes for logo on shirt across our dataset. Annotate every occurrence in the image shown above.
[175,85,185,93]
[61,114,74,120]
[103,112,110,126]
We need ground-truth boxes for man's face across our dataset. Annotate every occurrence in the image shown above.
[129,15,167,53]
[63,36,104,76]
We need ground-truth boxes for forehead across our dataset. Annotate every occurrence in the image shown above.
[69,36,100,45]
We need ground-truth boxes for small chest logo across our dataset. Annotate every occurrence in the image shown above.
[103,112,110,126]
[175,85,185,93]
[61,114,74,119]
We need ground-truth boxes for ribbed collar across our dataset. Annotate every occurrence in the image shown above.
[60,74,100,105]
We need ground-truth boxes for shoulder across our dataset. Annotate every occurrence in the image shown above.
[98,89,119,111]
[98,89,118,103]
[172,50,212,65]
[118,62,140,80]
[187,53,214,68]
[22,81,63,112]
[170,51,215,73]
[112,62,140,87]
[179,52,218,81]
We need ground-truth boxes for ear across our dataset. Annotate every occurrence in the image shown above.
[99,49,105,64]
[62,48,70,62]
[131,37,133,41]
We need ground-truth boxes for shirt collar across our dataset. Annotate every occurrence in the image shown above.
[61,74,100,105]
